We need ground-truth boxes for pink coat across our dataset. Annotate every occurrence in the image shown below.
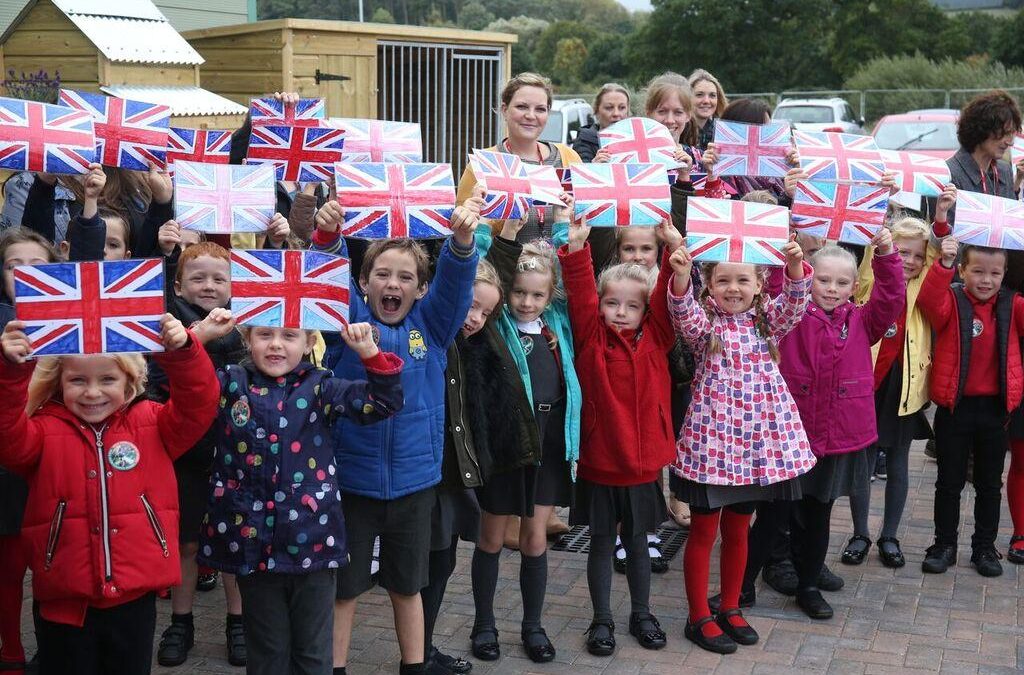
[668,268,817,486]
[778,250,905,457]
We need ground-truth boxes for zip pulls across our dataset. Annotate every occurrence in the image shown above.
[44,499,67,570]
[140,494,169,558]
[89,423,113,581]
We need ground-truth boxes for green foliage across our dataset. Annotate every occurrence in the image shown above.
[534,21,598,77]
[370,7,395,23]
[582,35,630,84]
[994,9,1024,68]
[943,12,1007,59]
[552,37,589,88]
[485,15,550,74]
[458,1,494,30]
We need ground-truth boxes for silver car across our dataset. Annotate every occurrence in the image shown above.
[773,98,866,134]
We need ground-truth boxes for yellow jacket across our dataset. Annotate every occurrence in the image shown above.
[856,242,937,416]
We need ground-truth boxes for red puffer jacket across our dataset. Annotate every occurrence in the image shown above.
[0,338,218,627]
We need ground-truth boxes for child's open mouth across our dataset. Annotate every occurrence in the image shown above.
[381,295,401,312]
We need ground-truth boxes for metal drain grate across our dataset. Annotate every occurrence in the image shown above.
[551,525,689,561]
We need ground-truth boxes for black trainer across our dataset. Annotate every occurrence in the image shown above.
[708,587,755,613]
[226,617,246,667]
[762,559,798,596]
[922,543,957,574]
[795,588,833,620]
[157,619,195,667]
[970,547,1003,577]
[817,564,844,592]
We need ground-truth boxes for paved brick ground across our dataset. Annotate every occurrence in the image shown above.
[16,436,1024,673]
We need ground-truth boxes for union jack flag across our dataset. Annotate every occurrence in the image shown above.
[0,96,96,174]
[250,97,325,127]
[791,181,889,245]
[165,127,231,177]
[685,197,790,266]
[571,163,670,227]
[58,89,170,170]
[879,150,950,198]
[14,258,165,356]
[794,130,886,184]
[599,117,678,168]
[336,162,455,239]
[173,160,276,234]
[246,124,345,181]
[469,150,533,220]
[328,118,423,163]
[230,249,350,331]
[712,120,791,178]
[556,167,572,194]
[1012,132,1024,164]
[952,190,1024,251]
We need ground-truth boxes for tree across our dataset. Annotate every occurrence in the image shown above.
[458,1,495,30]
[994,9,1024,68]
[579,0,635,34]
[371,7,395,22]
[582,35,630,84]
[486,16,551,74]
[534,21,599,76]
[552,37,589,87]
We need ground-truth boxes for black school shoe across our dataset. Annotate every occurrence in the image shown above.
[469,627,499,661]
[157,619,195,667]
[629,613,667,650]
[427,648,473,675]
[817,564,844,592]
[521,627,555,663]
[970,547,1003,577]
[715,609,759,646]
[196,570,218,592]
[922,543,957,574]
[1008,536,1024,565]
[795,588,833,620]
[585,620,615,656]
[684,616,737,654]
[877,537,906,568]
[762,558,798,596]
[226,617,247,667]
[708,587,756,613]
[841,535,871,565]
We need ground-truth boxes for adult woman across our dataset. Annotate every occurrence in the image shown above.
[572,83,631,162]
[688,69,728,152]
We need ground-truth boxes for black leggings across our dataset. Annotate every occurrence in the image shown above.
[741,501,793,591]
[422,537,459,653]
[790,497,835,591]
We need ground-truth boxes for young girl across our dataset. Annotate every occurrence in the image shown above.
[470,213,581,664]
[844,217,937,568]
[668,238,815,654]
[778,235,904,621]
[559,218,680,656]
[0,313,219,675]
[197,317,405,675]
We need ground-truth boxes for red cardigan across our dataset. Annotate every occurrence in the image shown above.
[0,337,218,626]
[558,243,677,486]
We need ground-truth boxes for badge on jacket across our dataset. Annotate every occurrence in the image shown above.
[885,323,897,338]
[107,441,140,471]
[972,318,984,338]
[408,329,427,360]
[231,398,251,427]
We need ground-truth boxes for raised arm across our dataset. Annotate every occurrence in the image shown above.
[0,322,45,473]
[860,230,907,343]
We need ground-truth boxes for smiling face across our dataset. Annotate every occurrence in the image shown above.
[977,126,1016,163]
[361,248,427,326]
[247,326,316,378]
[509,269,554,323]
[462,281,501,338]
[3,241,52,301]
[692,79,719,123]
[650,91,690,142]
[896,236,927,282]
[61,356,129,424]
[707,262,762,314]
[175,254,231,313]
[596,91,630,128]
[617,228,659,269]
[959,248,1006,302]
[811,256,858,312]
[599,278,648,332]
[501,85,550,144]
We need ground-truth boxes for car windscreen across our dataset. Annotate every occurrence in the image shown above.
[873,121,958,151]
[773,105,834,124]
[539,111,564,143]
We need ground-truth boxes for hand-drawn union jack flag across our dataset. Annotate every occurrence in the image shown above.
[791,181,889,245]
[329,118,423,163]
[571,163,670,227]
[599,117,678,168]
[879,150,950,198]
[14,258,165,356]
[230,249,351,331]
[336,162,455,239]
[250,97,325,127]
[165,127,231,177]
[0,96,96,174]
[246,124,345,181]
[712,120,791,178]
[173,160,276,234]
[469,150,532,220]
[953,190,1024,251]
[794,130,886,184]
[685,197,790,266]
[58,89,170,170]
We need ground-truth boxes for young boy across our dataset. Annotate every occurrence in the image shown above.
[312,198,480,675]
[918,237,1024,578]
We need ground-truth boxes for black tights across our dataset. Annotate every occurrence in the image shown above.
[790,497,834,591]
[422,537,459,653]
[586,532,650,623]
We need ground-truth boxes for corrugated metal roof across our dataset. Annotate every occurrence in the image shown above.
[100,84,246,116]
[52,0,166,21]
[69,14,203,64]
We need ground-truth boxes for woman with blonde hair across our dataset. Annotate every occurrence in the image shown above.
[688,69,728,151]
[572,83,631,162]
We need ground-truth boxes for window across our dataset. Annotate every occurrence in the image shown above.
[774,105,834,124]
[841,104,857,123]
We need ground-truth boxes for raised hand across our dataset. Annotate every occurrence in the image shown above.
[935,183,957,222]
[669,246,693,296]
[655,218,683,252]
[1,320,32,364]
[341,321,379,359]
[940,236,959,269]
[783,167,810,198]
[147,162,173,205]
[783,232,805,279]
[872,227,894,255]
[449,204,479,248]
[315,200,345,234]
[160,313,188,351]
[566,213,590,253]
[553,192,574,224]
[83,163,106,201]
[266,213,291,248]
[158,220,182,256]
[193,308,236,344]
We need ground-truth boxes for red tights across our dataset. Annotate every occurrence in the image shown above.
[683,508,753,636]
[1009,440,1024,548]
[0,534,27,664]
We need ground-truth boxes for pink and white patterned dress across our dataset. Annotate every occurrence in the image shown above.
[668,273,817,487]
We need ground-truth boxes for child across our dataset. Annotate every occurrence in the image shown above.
[196,314,404,675]
[777,235,904,620]
[558,218,680,656]
[151,242,248,668]
[667,238,816,654]
[844,217,938,568]
[917,236,1024,578]
[312,199,480,675]
[0,313,219,675]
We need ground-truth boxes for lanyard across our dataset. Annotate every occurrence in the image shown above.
[979,160,999,195]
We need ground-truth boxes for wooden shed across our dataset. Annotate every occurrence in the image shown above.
[184,19,517,173]
[0,0,247,129]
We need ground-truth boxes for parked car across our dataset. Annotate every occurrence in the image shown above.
[540,98,594,145]
[871,110,959,160]
[773,98,866,134]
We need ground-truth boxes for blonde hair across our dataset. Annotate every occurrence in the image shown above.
[474,258,503,302]
[644,75,695,145]
[593,83,632,115]
[514,241,562,349]
[688,69,728,117]
[810,244,859,281]
[501,72,553,109]
[597,262,655,301]
[26,354,148,415]
[740,190,778,206]
[697,263,778,361]
[890,216,930,244]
